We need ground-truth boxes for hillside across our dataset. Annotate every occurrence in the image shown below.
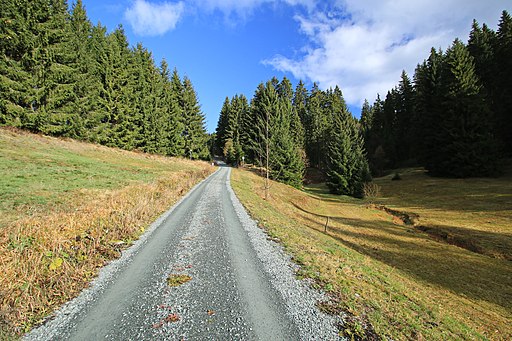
[231,166,512,339]
[0,128,214,337]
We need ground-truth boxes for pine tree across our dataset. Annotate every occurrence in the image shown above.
[103,27,137,149]
[429,39,498,177]
[366,95,388,176]
[0,0,30,125]
[395,70,415,162]
[268,99,304,188]
[326,101,370,197]
[305,83,327,168]
[360,99,373,155]
[215,96,230,154]
[19,0,80,136]
[159,60,184,156]
[495,10,512,155]
[414,48,444,168]
[292,80,308,148]
[468,20,497,95]
[249,80,304,187]
[69,0,100,140]
[181,76,208,160]
[168,68,185,156]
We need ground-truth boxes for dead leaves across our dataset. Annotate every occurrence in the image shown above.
[167,274,192,287]
[152,310,181,329]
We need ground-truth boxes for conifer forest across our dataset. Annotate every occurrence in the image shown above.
[0,0,210,160]
[1,1,511,197]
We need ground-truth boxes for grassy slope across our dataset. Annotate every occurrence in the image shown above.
[0,128,214,337]
[231,167,512,340]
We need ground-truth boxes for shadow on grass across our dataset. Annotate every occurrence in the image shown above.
[294,210,512,313]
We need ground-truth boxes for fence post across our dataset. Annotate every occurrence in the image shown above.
[324,216,329,233]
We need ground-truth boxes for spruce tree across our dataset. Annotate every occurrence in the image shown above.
[305,83,327,168]
[430,39,498,177]
[0,0,30,126]
[249,80,304,187]
[215,96,230,154]
[326,100,370,198]
[292,80,308,148]
[103,27,137,149]
[414,48,444,169]
[69,0,99,140]
[181,76,208,160]
[168,68,185,156]
[394,71,415,162]
[495,10,512,155]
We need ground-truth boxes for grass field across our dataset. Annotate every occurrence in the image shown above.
[231,166,512,340]
[0,128,214,338]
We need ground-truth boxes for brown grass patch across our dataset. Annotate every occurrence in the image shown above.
[231,167,512,340]
[166,274,192,287]
[0,128,214,337]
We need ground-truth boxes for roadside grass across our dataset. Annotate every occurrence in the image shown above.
[231,167,512,340]
[0,127,214,337]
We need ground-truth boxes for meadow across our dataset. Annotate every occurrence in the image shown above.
[231,165,512,340]
[0,128,214,338]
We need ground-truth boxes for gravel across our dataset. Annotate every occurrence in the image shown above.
[24,166,342,340]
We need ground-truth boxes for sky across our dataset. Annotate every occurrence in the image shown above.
[81,0,511,132]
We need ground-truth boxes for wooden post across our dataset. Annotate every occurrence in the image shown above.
[324,216,329,233]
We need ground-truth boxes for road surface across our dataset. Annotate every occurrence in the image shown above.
[26,166,339,340]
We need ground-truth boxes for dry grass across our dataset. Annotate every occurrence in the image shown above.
[0,128,214,337]
[231,167,512,340]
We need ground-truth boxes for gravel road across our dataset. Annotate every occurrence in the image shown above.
[25,166,341,340]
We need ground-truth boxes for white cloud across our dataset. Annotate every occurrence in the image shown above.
[264,0,511,108]
[125,0,184,36]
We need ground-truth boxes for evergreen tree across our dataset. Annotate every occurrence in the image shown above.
[159,60,184,156]
[395,70,415,162]
[215,96,230,154]
[429,39,498,177]
[0,0,33,126]
[414,48,444,168]
[249,80,304,187]
[292,80,308,148]
[366,95,388,176]
[468,20,497,96]
[305,83,327,168]
[101,27,137,149]
[326,100,371,197]
[168,68,185,156]
[360,99,373,156]
[181,76,208,160]
[69,0,99,139]
[495,10,512,154]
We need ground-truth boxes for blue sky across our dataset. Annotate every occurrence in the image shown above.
[81,0,511,132]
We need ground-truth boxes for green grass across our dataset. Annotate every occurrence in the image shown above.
[0,127,214,337]
[0,128,202,227]
[231,166,512,340]
[0,129,202,227]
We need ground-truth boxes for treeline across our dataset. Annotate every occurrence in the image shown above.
[362,10,512,177]
[0,0,209,159]
[215,78,370,197]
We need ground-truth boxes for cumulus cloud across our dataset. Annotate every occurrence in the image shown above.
[264,0,509,107]
[125,0,184,36]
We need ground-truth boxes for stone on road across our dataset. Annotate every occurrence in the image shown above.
[25,167,340,340]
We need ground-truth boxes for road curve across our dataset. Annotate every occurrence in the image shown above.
[25,166,340,340]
